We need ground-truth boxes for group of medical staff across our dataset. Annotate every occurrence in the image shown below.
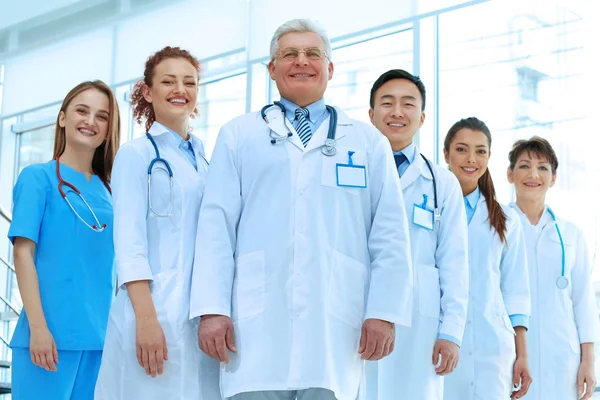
[5,17,599,400]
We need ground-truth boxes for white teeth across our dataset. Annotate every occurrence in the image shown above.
[79,128,96,135]
[462,167,476,172]
[293,74,312,77]
[169,99,187,104]
[525,183,540,187]
[388,123,405,127]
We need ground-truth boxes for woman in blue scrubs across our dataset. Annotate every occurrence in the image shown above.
[8,80,120,399]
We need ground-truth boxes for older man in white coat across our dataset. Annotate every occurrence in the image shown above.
[189,19,413,400]
[362,69,469,400]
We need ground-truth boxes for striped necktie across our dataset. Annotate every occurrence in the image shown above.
[295,108,312,147]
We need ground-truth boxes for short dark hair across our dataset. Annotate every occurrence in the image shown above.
[508,136,559,174]
[369,69,426,111]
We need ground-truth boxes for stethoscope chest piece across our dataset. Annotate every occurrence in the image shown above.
[556,276,569,290]
[322,138,337,156]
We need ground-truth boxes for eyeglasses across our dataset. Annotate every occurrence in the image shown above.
[276,48,328,62]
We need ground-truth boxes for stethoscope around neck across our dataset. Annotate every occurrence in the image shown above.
[144,132,209,217]
[260,101,338,156]
[547,207,568,289]
[55,157,111,232]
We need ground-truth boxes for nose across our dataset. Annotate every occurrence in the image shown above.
[294,52,309,66]
[391,103,404,118]
[174,80,185,94]
[466,151,476,163]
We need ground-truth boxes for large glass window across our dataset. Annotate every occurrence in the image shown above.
[191,73,247,158]
[327,29,413,123]
[17,125,55,175]
[0,64,4,115]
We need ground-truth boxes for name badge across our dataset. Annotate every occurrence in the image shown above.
[413,194,434,231]
[336,151,367,188]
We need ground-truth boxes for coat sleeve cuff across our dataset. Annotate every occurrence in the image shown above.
[189,307,231,321]
[509,314,530,329]
[117,262,153,288]
[364,311,411,328]
[438,334,461,347]
[439,319,464,341]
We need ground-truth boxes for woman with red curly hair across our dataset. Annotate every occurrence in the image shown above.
[95,46,220,399]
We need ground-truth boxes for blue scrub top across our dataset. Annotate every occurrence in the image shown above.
[8,161,115,351]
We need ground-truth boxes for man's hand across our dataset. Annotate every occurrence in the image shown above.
[432,339,459,376]
[198,314,237,363]
[358,318,395,361]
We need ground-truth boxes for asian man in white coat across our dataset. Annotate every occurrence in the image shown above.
[189,19,413,400]
[362,69,469,400]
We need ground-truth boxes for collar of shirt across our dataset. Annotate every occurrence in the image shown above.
[392,142,417,165]
[162,123,194,152]
[279,97,327,124]
[464,186,481,210]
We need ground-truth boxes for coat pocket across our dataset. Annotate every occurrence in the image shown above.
[328,250,368,329]
[232,250,266,321]
[418,265,441,319]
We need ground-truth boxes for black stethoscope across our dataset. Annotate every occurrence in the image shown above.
[420,153,440,222]
[145,132,209,217]
[260,101,338,156]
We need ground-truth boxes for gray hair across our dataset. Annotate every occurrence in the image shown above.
[269,19,332,61]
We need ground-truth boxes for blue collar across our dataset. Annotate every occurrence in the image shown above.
[464,186,481,209]
[161,123,193,149]
[392,142,417,164]
[279,97,326,124]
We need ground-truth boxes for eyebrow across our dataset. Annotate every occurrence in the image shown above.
[379,94,417,101]
[161,74,196,79]
[74,104,109,114]
[455,142,488,148]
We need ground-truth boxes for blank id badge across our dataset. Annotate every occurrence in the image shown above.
[413,194,434,231]
[336,151,367,188]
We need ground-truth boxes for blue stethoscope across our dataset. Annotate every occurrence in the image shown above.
[145,133,209,217]
[260,101,338,156]
[547,207,568,289]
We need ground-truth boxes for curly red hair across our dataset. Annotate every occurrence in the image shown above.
[131,46,201,132]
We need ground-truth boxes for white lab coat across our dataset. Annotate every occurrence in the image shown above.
[95,122,221,400]
[190,107,413,400]
[510,204,599,400]
[444,197,531,400]
[362,150,469,400]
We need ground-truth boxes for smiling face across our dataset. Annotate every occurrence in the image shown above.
[369,78,426,151]
[444,128,491,193]
[507,152,556,203]
[58,88,110,153]
[268,31,333,107]
[143,57,199,125]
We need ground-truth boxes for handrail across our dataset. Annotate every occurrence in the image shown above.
[0,206,11,223]
[0,292,18,316]
[0,256,14,273]
[0,334,8,348]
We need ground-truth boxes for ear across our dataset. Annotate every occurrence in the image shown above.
[443,148,450,164]
[142,84,152,103]
[506,167,514,184]
[58,111,66,128]
[419,111,426,128]
[327,61,334,80]
[268,61,276,80]
[368,108,375,125]
[549,173,557,188]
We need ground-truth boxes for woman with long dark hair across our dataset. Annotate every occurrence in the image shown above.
[442,117,532,400]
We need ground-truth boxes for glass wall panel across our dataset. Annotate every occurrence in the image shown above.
[192,74,247,159]
[17,125,54,175]
[326,29,413,123]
